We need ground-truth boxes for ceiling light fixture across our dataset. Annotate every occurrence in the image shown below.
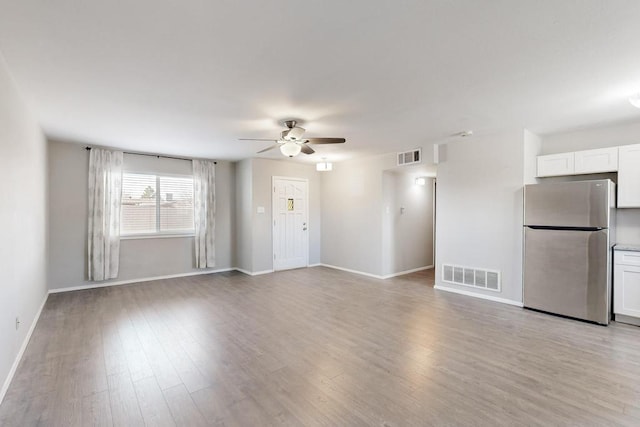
[629,93,640,108]
[316,159,333,171]
[280,141,301,157]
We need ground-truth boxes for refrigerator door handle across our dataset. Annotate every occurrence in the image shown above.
[526,225,605,232]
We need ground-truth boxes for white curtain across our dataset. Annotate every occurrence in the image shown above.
[88,148,123,281]
[193,159,216,268]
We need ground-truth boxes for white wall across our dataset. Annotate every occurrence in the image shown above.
[435,128,527,304]
[382,171,434,276]
[0,55,48,400]
[541,120,640,244]
[48,140,235,290]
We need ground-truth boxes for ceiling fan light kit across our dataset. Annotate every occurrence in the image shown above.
[280,141,302,157]
[239,119,346,157]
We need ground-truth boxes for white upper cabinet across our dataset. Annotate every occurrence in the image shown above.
[618,143,640,208]
[536,152,574,177]
[536,147,619,178]
[574,147,619,174]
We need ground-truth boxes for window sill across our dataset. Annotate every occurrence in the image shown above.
[121,233,195,240]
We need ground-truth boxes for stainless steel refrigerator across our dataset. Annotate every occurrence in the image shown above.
[523,179,616,325]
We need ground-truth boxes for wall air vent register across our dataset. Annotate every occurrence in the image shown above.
[397,148,422,166]
[442,264,501,292]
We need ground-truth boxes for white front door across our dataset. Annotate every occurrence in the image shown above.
[273,177,308,271]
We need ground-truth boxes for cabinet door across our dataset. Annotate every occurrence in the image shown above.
[536,152,575,177]
[614,262,640,317]
[574,147,618,174]
[618,143,640,208]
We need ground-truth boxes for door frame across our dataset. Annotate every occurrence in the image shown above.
[272,176,310,271]
[432,178,437,269]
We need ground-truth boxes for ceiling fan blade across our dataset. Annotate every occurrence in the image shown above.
[304,138,346,144]
[239,138,279,142]
[300,144,315,155]
[257,144,280,153]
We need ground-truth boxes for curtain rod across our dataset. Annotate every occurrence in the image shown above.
[85,146,217,164]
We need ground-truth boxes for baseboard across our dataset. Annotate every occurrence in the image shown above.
[434,284,524,307]
[234,268,274,277]
[320,263,434,280]
[1,292,48,405]
[48,268,235,294]
[48,263,431,294]
[319,264,384,279]
[380,265,434,279]
[614,314,640,327]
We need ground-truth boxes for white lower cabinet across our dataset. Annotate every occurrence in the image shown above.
[614,249,640,325]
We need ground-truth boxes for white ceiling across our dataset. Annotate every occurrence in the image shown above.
[2,0,640,162]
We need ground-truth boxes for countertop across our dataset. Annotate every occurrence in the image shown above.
[614,244,640,252]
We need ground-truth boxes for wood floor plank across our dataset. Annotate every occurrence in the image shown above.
[107,371,145,427]
[132,376,175,427]
[190,383,244,425]
[2,267,640,425]
[82,389,113,427]
[162,384,208,427]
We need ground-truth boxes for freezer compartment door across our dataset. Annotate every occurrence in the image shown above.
[523,227,610,324]
[524,180,613,228]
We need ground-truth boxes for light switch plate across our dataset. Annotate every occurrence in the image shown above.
[257,206,265,214]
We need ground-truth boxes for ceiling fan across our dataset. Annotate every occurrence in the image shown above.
[239,120,346,157]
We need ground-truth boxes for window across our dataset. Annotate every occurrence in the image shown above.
[121,172,194,236]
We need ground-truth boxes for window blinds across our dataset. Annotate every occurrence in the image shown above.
[121,173,194,235]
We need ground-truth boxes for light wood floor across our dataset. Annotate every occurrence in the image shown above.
[1,267,640,426]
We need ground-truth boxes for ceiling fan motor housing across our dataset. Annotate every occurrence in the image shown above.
[282,126,305,141]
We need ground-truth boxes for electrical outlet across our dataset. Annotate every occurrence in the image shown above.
[15,316,20,330]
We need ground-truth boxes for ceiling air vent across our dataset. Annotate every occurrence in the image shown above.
[397,148,422,166]
[442,264,501,292]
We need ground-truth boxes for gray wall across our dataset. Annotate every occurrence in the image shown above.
[321,150,437,277]
[382,171,434,276]
[233,158,321,273]
[251,158,322,272]
[0,55,48,398]
[524,129,541,185]
[541,121,640,244]
[48,140,235,290]
[540,120,640,155]
[321,153,397,276]
[435,128,528,303]
[235,158,253,272]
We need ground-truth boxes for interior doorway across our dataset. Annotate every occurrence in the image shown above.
[272,177,309,271]
[381,169,436,278]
